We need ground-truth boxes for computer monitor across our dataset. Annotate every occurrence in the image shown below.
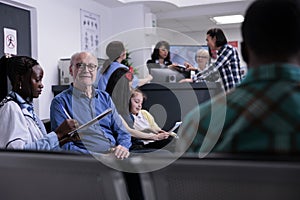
[170,45,209,66]
[150,68,186,83]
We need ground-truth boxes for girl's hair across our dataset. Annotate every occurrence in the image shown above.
[207,28,228,47]
[129,88,147,110]
[130,88,146,100]
[0,55,38,86]
[101,41,125,74]
[150,41,171,61]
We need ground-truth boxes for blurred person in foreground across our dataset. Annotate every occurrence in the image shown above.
[176,0,300,155]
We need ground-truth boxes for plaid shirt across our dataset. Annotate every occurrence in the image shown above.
[195,44,242,92]
[178,63,300,154]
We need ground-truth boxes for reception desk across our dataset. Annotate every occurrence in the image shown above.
[139,82,223,130]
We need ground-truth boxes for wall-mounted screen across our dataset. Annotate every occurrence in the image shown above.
[170,45,209,66]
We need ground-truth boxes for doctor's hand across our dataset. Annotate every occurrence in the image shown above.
[55,119,78,141]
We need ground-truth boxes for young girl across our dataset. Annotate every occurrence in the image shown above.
[128,89,174,150]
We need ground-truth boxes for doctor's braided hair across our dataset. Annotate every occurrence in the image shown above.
[0,55,39,86]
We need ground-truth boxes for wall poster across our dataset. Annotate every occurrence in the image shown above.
[80,9,100,57]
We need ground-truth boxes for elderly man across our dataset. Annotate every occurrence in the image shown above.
[50,51,131,159]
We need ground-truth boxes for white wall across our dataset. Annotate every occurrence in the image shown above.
[100,4,152,78]
[4,0,112,119]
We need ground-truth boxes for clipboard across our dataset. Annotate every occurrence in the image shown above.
[67,108,112,136]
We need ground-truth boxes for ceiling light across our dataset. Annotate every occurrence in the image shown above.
[117,0,247,7]
[210,15,244,25]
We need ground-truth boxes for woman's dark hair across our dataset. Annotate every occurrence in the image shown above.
[207,28,228,47]
[101,41,125,74]
[208,46,213,58]
[0,55,38,86]
[150,41,171,61]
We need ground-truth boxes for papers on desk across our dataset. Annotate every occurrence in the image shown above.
[176,64,186,69]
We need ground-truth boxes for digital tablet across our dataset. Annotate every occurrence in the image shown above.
[67,108,112,136]
[168,121,182,139]
[168,121,182,133]
[140,121,182,144]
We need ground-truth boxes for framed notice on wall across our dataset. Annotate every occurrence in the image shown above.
[80,9,100,56]
[4,28,17,55]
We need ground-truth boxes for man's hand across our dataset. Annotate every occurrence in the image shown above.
[110,145,130,159]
